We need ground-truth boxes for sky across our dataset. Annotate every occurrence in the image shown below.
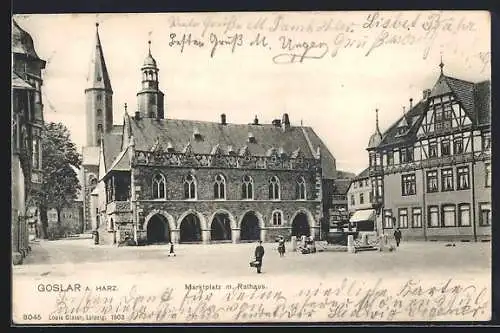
[13,11,490,175]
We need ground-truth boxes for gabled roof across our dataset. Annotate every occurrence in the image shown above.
[102,132,123,171]
[127,117,337,179]
[108,147,131,172]
[353,167,370,181]
[82,146,100,166]
[374,73,490,150]
[333,178,351,195]
[377,99,428,148]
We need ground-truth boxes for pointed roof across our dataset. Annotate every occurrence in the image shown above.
[12,19,45,64]
[143,40,157,68]
[368,109,383,149]
[86,23,112,92]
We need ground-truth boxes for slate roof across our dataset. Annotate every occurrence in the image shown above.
[102,132,123,170]
[12,71,34,90]
[86,25,112,92]
[336,170,356,179]
[376,73,490,149]
[107,146,131,173]
[332,178,351,195]
[127,117,337,179]
[12,20,44,62]
[353,167,370,181]
[82,146,100,166]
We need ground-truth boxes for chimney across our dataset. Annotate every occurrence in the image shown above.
[409,98,413,109]
[272,119,281,127]
[282,113,290,132]
[220,113,227,125]
[135,111,141,120]
[253,115,259,125]
[423,89,431,100]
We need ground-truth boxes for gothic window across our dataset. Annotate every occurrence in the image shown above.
[97,123,103,133]
[272,211,283,226]
[97,95,102,102]
[97,109,102,117]
[213,174,226,200]
[152,173,166,199]
[184,174,197,199]
[241,175,254,200]
[296,176,306,200]
[268,176,281,200]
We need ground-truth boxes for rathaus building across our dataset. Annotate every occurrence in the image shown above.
[82,24,337,245]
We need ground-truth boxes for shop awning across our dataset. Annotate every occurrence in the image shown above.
[349,209,375,223]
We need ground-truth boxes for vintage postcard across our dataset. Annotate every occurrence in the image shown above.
[12,11,491,324]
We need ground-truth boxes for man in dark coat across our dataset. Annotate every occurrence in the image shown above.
[394,228,402,247]
[254,240,265,273]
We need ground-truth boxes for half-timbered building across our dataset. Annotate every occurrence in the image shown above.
[367,62,491,241]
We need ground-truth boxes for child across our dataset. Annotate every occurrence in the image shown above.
[168,241,176,257]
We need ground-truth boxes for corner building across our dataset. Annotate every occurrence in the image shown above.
[88,25,337,245]
[367,63,491,241]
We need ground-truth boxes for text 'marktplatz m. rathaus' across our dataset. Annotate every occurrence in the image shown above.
[82,24,338,245]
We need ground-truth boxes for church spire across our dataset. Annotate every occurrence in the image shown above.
[86,22,112,92]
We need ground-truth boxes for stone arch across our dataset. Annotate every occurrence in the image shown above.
[176,209,208,231]
[237,210,265,229]
[238,210,265,241]
[290,208,316,238]
[209,209,237,230]
[143,209,176,231]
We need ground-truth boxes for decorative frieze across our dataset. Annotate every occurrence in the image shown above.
[133,150,319,171]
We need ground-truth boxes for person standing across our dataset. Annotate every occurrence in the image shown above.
[278,236,285,257]
[254,240,265,273]
[168,241,176,257]
[394,228,402,247]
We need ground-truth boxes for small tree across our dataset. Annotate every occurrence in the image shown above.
[36,122,82,239]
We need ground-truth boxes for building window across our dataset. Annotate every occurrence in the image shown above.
[412,208,422,228]
[365,179,369,187]
[453,137,463,154]
[97,108,102,117]
[441,168,454,191]
[434,103,452,131]
[213,174,226,200]
[184,174,197,199]
[268,176,280,200]
[351,195,355,206]
[426,170,439,193]
[485,163,491,187]
[383,210,393,229]
[359,193,364,205]
[97,95,102,101]
[152,174,166,199]
[442,205,456,227]
[97,123,103,133]
[479,203,491,226]
[428,206,439,227]
[400,147,413,163]
[296,177,306,200]
[377,178,383,197]
[272,211,282,226]
[458,204,471,227]
[369,191,373,203]
[457,166,470,190]
[398,208,408,228]
[441,139,451,156]
[429,141,437,158]
[358,180,363,188]
[387,151,394,165]
[241,175,254,200]
[401,173,416,196]
[482,132,491,151]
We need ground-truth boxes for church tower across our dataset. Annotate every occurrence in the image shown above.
[85,22,113,146]
[136,40,164,119]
